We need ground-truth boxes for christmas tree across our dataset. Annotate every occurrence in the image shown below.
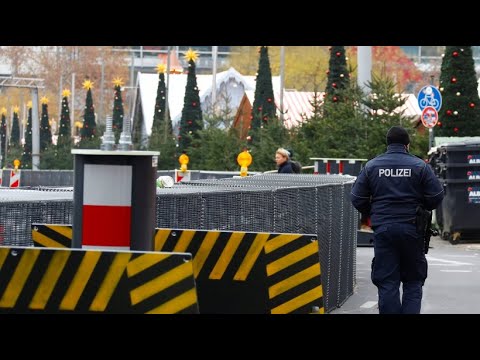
[251,46,276,131]
[149,63,176,169]
[40,96,52,151]
[112,77,124,142]
[179,49,202,152]
[80,79,97,146]
[325,46,350,103]
[0,107,6,167]
[57,89,72,148]
[21,102,33,169]
[437,46,480,136]
[152,64,172,136]
[10,106,20,147]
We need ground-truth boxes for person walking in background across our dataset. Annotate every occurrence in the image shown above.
[350,126,444,314]
[275,148,294,173]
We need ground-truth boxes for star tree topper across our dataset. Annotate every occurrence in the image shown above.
[82,79,94,90]
[113,77,124,87]
[156,63,166,74]
[184,48,199,62]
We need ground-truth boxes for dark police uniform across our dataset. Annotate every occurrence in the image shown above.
[351,143,444,314]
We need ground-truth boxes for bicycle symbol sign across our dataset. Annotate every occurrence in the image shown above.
[418,85,442,111]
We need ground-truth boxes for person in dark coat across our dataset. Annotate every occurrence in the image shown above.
[350,126,444,314]
[275,148,294,173]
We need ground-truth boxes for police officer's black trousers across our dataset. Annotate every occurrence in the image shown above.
[371,222,427,314]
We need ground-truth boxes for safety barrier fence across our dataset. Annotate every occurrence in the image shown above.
[0,174,357,312]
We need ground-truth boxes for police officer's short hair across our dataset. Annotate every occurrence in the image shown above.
[386,126,410,145]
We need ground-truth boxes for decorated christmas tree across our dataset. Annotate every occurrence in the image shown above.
[40,96,52,151]
[251,46,276,131]
[152,64,172,136]
[112,77,124,142]
[0,107,6,167]
[325,46,350,103]
[57,89,72,148]
[179,49,202,152]
[79,79,97,146]
[149,63,176,169]
[21,102,33,169]
[437,46,480,136]
[10,106,20,147]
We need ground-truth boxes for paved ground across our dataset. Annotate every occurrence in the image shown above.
[332,236,480,314]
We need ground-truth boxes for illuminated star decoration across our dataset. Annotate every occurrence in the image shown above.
[156,63,166,74]
[184,48,199,62]
[62,89,71,98]
[13,105,20,113]
[40,96,49,105]
[82,79,94,90]
[0,107,6,115]
[112,77,124,87]
[27,101,32,109]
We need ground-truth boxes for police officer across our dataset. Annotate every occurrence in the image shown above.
[350,126,444,314]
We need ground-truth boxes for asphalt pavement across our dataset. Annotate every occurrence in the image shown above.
[332,236,480,314]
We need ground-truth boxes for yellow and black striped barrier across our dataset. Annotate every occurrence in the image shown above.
[154,229,324,314]
[0,246,198,314]
[264,234,324,314]
[32,224,72,248]
[32,224,324,314]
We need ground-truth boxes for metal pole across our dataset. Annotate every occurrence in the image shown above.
[429,75,435,150]
[71,72,75,137]
[279,46,285,124]
[357,46,372,93]
[164,46,171,143]
[100,59,105,126]
[211,46,218,113]
[31,88,40,170]
[129,50,135,119]
[140,46,143,71]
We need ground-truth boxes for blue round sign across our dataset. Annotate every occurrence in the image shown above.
[418,85,442,111]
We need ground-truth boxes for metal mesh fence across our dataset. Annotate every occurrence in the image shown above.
[0,174,358,313]
[0,188,73,247]
[160,174,358,312]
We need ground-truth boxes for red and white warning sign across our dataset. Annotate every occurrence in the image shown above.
[175,169,191,183]
[9,170,21,188]
[421,106,438,128]
[82,164,132,250]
